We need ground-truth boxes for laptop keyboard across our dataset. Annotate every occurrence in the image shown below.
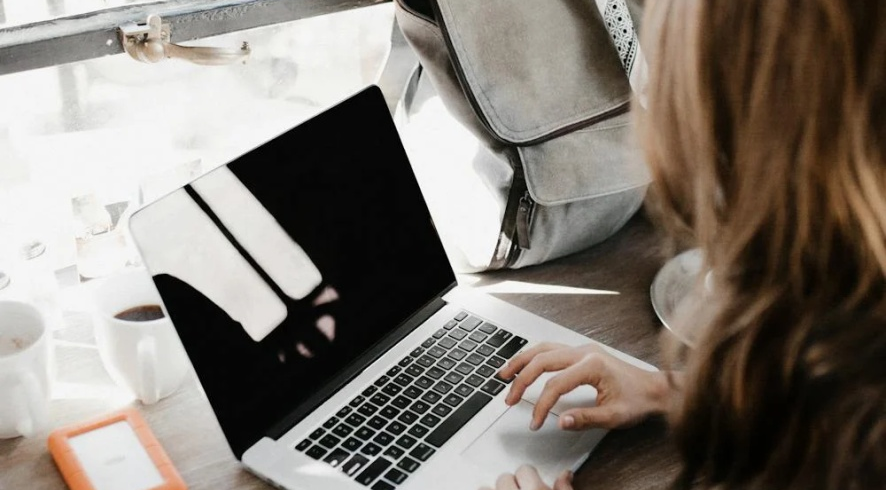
[294,311,527,489]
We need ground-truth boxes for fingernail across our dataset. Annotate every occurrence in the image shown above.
[566,471,574,482]
[530,420,540,431]
[562,415,575,429]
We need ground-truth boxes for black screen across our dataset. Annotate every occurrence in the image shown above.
[132,87,456,458]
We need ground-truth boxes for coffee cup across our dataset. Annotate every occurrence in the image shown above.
[0,300,51,438]
[93,269,189,404]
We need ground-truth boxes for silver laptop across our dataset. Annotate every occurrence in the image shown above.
[128,86,655,490]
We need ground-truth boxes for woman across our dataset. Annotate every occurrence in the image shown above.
[484,1,886,489]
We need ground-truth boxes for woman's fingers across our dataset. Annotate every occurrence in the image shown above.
[505,349,581,405]
[514,465,546,490]
[559,406,619,430]
[495,472,520,490]
[499,343,565,380]
[553,470,574,490]
[531,354,607,430]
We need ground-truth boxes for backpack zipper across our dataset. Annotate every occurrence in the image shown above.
[515,191,535,251]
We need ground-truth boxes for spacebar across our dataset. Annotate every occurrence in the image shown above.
[425,392,492,448]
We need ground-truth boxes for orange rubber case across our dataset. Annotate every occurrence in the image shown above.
[48,408,187,490]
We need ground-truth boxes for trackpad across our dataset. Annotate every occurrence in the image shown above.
[461,401,606,483]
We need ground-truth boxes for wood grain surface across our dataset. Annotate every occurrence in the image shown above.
[0,215,681,490]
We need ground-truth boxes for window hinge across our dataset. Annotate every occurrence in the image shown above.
[118,15,251,66]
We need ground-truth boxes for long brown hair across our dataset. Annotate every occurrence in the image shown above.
[638,1,886,488]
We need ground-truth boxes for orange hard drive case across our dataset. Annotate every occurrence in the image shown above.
[48,408,187,490]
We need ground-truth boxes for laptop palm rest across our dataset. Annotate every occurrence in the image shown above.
[460,401,606,483]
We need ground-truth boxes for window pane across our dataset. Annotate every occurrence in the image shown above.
[0,4,393,288]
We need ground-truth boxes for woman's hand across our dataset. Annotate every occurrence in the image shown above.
[479,465,573,490]
[498,342,672,431]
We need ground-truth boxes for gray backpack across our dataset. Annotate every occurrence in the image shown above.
[395,0,649,272]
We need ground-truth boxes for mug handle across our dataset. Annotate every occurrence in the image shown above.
[8,371,43,437]
[137,336,160,405]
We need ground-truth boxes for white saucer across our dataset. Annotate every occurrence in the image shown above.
[650,248,703,345]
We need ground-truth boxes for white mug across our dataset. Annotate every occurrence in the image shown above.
[0,300,51,438]
[93,269,190,404]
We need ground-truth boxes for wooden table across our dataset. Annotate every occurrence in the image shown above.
[0,215,680,490]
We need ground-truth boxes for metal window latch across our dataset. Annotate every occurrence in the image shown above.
[118,15,251,65]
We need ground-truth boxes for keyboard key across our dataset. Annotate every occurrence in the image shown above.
[497,336,528,359]
[421,338,435,349]
[391,395,411,409]
[486,330,512,348]
[448,349,467,361]
[444,372,464,384]
[385,468,408,484]
[431,404,453,417]
[306,445,328,460]
[396,434,418,449]
[486,356,505,368]
[427,366,446,379]
[324,448,351,467]
[478,322,497,334]
[361,443,382,456]
[387,366,402,377]
[425,392,493,448]
[476,365,495,378]
[368,416,387,430]
[398,411,419,425]
[410,347,425,358]
[336,406,353,418]
[469,331,489,343]
[481,379,506,396]
[370,393,391,406]
[416,355,435,368]
[399,356,414,367]
[356,457,393,486]
[382,384,402,397]
[410,400,431,414]
[459,340,478,352]
[455,311,468,321]
[460,316,483,331]
[433,328,447,339]
[428,346,447,358]
[319,434,341,449]
[405,364,425,377]
[443,393,464,407]
[455,384,474,397]
[372,482,395,490]
[409,443,436,462]
[448,329,467,341]
[404,386,423,399]
[443,319,459,330]
[358,403,379,417]
[349,396,365,408]
[309,428,325,440]
[374,431,395,446]
[362,386,378,397]
[466,374,485,387]
[466,353,485,366]
[437,337,457,350]
[343,437,363,451]
[394,374,414,387]
[415,376,434,389]
[342,454,370,477]
[386,421,407,435]
[397,457,421,473]
[323,417,339,429]
[345,413,367,426]
[437,358,457,370]
[420,413,442,427]
[432,381,454,394]
[356,427,377,441]
[295,439,311,451]
[333,424,354,438]
[421,391,442,404]
[374,376,390,387]
[476,344,496,357]
[384,445,405,460]
[455,363,475,375]
[407,424,429,438]
[381,406,401,419]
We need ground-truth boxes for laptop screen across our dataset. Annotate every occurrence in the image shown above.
[129,87,456,458]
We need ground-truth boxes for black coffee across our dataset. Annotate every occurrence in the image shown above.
[115,304,165,322]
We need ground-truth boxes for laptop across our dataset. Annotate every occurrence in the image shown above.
[128,86,656,490]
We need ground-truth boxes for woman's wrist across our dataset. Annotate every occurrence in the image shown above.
[645,370,678,415]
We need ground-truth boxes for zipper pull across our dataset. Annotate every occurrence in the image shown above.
[515,191,534,250]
